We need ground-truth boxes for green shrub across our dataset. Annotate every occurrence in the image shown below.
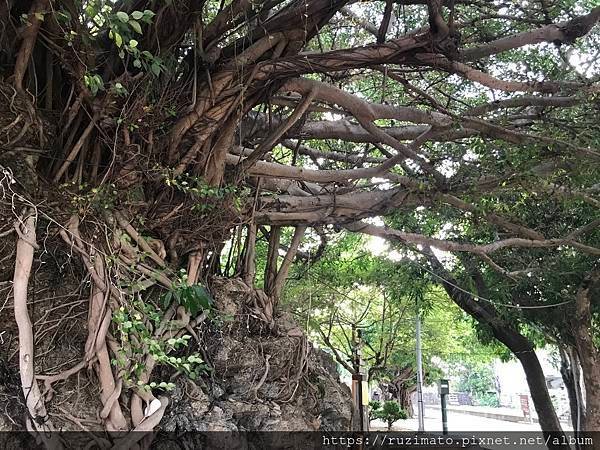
[477,392,500,407]
[368,400,382,420]
[371,400,408,430]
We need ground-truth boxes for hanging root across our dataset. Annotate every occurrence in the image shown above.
[59,215,128,431]
[250,354,271,402]
[13,210,63,448]
[37,358,94,402]
[47,210,208,439]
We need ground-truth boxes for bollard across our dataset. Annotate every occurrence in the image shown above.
[438,379,449,435]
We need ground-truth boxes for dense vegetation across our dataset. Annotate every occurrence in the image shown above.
[0,0,598,448]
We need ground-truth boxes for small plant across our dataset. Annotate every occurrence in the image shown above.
[371,400,408,431]
[477,391,500,407]
[84,73,104,96]
[82,4,163,75]
[159,168,238,212]
[161,269,214,316]
[368,400,382,420]
[61,182,118,213]
[112,295,210,393]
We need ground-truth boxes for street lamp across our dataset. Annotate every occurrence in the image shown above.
[415,308,425,432]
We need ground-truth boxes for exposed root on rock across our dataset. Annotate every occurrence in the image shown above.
[12,210,63,448]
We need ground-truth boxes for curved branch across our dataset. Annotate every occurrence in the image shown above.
[461,7,600,61]
[13,0,49,94]
[418,54,593,93]
[344,221,600,256]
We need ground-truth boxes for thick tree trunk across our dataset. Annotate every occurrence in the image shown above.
[394,384,415,417]
[572,270,600,435]
[516,348,563,429]
[426,253,566,449]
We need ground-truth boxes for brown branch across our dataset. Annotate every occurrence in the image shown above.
[240,90,317,171]
[437,193,545,240]
[461,7,600,61]
[112,211,166,268]
[340,7,379,36]
[112,397,169,450]
[272,225,307,299]
[282,78,447,181]
[466,95,582,116]
[283,78,451,126]
[53,116,97,183]
[378,0,395,44]
[225,153,418,184]
[282,140,386,164]
[13,0,49,94]
[256,187,416,225]
[242,222,258,286]
[417,54,592,93]
[344,221,600,256]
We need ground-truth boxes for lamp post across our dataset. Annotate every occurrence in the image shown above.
[352,328,369,431]
[415,310,425,432]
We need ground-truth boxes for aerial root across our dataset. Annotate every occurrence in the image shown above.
[13,210,63,448]
[37,358,95,402]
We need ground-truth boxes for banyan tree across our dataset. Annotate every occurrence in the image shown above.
[1,0,599,446]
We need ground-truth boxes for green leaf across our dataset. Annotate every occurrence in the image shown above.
[192,285,213,310]
[161,291,172,308]
[129,20,142,34]
[129,39,139,48]
[114,32,123,48]
[116,11,129,23]
[85,5,97,18]
[133,59,142,68]
[150,62,161,76]
[131,11,144,20]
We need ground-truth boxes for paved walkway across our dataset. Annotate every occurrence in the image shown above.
[372,406,572,432]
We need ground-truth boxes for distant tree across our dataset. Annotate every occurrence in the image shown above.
[454,362,498,406]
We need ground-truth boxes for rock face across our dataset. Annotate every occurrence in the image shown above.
[161,278,352,432]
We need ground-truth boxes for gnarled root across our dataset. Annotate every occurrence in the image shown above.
[113,396,169,450]
[13,211,63,448]
[60,215,127,431]
[37,358,94,402]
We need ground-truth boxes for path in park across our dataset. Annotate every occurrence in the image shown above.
[400,406,544,432]
[371,406,551,432]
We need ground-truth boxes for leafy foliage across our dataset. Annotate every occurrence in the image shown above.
[161,271,214,316]
[370,400,408,430]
